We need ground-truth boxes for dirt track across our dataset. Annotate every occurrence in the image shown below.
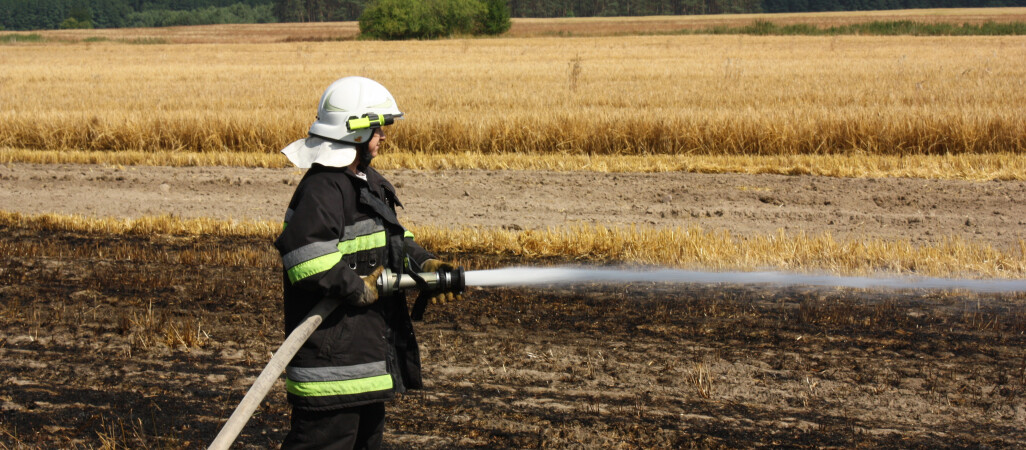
[2,163,1026,248]
[1,163,1026,447]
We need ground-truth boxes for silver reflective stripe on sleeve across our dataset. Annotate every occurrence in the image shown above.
[286,361,388,383]
[284,208,295,224]
[281,241,342,270]
[341,219,385,241]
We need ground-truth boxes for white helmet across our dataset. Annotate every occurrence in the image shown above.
[308,76,403,144]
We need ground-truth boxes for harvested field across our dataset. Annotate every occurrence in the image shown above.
[1,227,1024,448]
[3,19,1026,161]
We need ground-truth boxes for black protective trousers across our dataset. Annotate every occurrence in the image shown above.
[281,403,385,450]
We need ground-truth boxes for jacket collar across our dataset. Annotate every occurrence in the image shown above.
[344,166,403,209]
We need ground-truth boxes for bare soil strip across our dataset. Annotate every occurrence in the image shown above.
[0,230,1023,447]
[1,163,1024,249]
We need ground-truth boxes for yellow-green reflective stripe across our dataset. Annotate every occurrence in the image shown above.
[338,231,386,256]
[404,230,414,240]
[287,252,342,284]
[287,232,389,284]
[286,374,393,397]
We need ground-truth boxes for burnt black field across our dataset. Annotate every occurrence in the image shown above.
[1,227,1025,448]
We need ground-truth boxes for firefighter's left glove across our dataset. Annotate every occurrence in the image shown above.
[352,266,385,307]
[421,259,464,305]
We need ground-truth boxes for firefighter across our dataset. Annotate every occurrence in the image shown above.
[274,76,459,449]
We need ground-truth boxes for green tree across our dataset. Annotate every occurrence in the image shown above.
[434,0,486,34]
[481,0,511,34]
[70,6,92,22]
[359,0,434,39]
[126,3,275,27]
[359,0,490,39]
[59,17,92,28]
[273,0,363,21]
[89,0,131,28]
[273,0,308,21]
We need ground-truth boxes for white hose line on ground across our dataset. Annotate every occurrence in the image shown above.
[208,298,338,450]
[464,267,1026,293]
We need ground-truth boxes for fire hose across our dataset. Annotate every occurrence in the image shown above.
[210,265,1025,448]
[207,267,464,450]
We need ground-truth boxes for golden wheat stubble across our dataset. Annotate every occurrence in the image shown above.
[2,30,1024,159]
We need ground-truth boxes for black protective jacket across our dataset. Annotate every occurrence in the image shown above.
[274,164,435,411]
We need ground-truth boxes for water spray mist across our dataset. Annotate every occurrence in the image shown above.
[463,266,1026,294]
[377,265,1026,295]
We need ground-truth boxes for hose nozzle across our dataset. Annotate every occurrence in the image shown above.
[376,266,465,298]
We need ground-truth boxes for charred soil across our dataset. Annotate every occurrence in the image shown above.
[1,227,1025,448]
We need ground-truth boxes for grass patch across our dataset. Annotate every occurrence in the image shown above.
[0,33,44,43]
[840,20,1026,36]
[279,35,355,43]
[693,20,1026,36]
[124,37,169,45]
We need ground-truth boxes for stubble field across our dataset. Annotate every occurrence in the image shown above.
[1,8,1026,449]
[3,10,1026,164]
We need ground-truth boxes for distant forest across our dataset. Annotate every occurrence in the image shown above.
[3,0,1026,30]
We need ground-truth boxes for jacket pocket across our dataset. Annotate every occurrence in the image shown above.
[328,309,389,367]
[316,310,350,360]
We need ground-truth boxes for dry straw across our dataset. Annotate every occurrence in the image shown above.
[414,224,1026,278]
[2,30,1024,162]
[3,148,1023,181]
[3,211,1023,279]
[0,211,278,238]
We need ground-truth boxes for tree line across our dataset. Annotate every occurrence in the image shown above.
[0,0,272,30]
[3,0,1026,31]
[267,0,1026,21]
[506,0,1026,16]
[761,0,1026,14]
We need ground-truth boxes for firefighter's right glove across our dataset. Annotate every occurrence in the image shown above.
[352,266,385,307]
